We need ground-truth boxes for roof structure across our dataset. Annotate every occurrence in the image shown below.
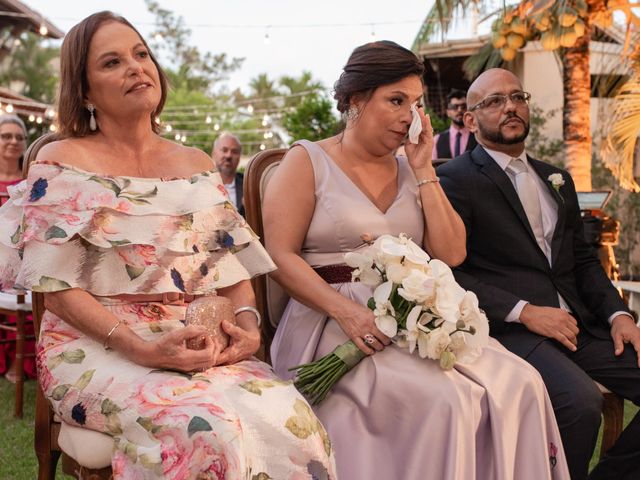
[0,0,64,39]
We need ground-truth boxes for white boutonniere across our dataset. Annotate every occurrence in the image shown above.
[548,173,565,199]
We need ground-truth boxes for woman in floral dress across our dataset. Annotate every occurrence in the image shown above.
[0,11,334,479]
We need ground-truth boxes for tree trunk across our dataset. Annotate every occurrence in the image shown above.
[562,22,592,191]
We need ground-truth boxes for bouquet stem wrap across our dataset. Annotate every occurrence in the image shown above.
[290,341,365,405]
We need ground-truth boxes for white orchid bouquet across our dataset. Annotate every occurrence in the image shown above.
[291,234,489,405]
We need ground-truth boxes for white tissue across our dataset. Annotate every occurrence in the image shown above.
[408,103,422,144]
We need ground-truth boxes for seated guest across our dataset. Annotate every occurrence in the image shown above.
[432,88,476,161]
[264,41,569,480]
[0,12,335,479]
[211,132,244,216]
[438,68,640,480]
[0,114,36,382]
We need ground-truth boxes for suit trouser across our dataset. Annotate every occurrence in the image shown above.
[517,329,640,480]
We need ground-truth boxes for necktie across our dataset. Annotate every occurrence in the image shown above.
[506,158,545,251]
[454,131,462,157]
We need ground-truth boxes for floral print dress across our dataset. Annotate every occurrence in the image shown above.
[0,162,336,480]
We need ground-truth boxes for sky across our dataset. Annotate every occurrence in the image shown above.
[27,0,439,93]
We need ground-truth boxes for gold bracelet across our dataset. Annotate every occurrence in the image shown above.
[103,320,123,350]
[416,176,440,187]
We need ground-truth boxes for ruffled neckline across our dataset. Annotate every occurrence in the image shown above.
[35,161,218,183]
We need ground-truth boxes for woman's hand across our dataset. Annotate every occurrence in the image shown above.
[334,301,391,355]
[404,107,435,176]
[216,320,261,365]
[133,325,222,373]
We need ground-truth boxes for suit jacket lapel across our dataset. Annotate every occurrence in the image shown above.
[471,146,542,247]
[527,157,567,267]
[471,146,552,269]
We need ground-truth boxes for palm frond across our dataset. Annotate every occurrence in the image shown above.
[601,76,640,192]
[412,0,478,50]
[462,41,506,80]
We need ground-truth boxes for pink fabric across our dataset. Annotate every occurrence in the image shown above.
[271,139,571,480]
[431,125,472,159]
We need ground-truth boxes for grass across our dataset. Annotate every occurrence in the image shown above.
[0,378,638,479]
[0,379,71,480]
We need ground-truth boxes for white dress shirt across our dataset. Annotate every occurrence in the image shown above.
[225,181,238,210]
[483,147,628,325]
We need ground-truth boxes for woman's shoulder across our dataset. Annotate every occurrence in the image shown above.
[160,140,213,174]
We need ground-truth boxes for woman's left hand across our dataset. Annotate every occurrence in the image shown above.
[404,106,435,174]
[216,320,261,365]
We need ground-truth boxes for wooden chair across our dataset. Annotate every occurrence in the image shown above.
[243,148,289,361]
[0,189,36,418]
[244,147,626,460]
[0,289,34,417]
[23,133,113,480]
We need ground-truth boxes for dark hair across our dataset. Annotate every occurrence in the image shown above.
[446,89,467,104]
[56,11,169,138]
[333,40,425,114]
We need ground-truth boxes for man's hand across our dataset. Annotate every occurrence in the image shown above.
[611,314,640,367]
[519,304,579,351]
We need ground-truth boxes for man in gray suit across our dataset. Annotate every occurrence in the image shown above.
[212,132,244,216]
[439,68,640,480]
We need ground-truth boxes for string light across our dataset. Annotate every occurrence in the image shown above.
[246,105,254,114]
[49,124,57,132]
[36,116,43,124]
[13,38,21,47]
[205,115,212,124]
[174,133,181,141]
[165,124,173,132]
[45,108,55,118]
[259,144,266,151]
[154,33,163,42]
[180,134,187,142]
[39,23,48,36]
[261,114,270,126]
[214,123,220,131]
[28,114,35,122]
[5,104,13,113]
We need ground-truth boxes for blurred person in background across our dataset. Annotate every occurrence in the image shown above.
[0,114,36,382]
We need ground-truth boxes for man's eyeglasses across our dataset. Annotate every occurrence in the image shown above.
[447,103,467,111]
[469,91,531,112]
[0,133,26,142]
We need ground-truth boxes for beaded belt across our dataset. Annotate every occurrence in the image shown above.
[106,292,198,305]
[313,264,356,284]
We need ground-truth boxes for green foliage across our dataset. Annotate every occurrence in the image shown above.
[527,104,564,168]
[282,92,340,142]
[592,155,640,278]
[145,0,243,95]
[425,105,450,135]
[0,33,59,103]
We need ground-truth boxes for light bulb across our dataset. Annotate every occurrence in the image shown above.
[39,24,48,36]
[5,104,14,113]
[214,123,220,131]
[259,143,266,151]
[205,115,212,124]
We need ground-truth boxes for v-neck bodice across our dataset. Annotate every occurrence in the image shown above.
[295,139,424,267]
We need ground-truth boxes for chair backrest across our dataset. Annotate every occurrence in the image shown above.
[243,148,289,354]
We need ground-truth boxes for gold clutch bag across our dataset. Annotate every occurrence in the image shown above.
[185,295,235,350]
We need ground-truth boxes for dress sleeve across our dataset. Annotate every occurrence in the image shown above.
[0,163,275,295]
